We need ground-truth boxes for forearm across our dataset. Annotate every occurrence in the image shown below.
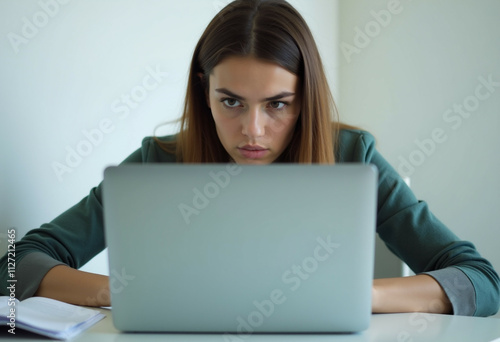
[34,265,110,307]
[372,274,452,314]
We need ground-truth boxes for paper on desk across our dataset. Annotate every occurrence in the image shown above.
[17,297,99,329]
[0,296,105,340]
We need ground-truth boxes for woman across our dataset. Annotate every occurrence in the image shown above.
[1,0,498,316]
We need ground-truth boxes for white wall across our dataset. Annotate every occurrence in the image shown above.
[0,0,339,274]
[337,0,500,277]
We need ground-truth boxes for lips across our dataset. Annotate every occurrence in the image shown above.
[238,145,269,159]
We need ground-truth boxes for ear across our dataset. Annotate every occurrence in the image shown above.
[197,72,211,108]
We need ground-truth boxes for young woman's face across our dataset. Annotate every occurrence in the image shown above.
[207,56,301,164]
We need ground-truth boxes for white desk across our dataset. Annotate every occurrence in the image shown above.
[2,308,500,341]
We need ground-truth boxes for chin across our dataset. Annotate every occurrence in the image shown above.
[234,158,273,165]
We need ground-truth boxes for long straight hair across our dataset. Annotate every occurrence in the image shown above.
[156,0,339,163]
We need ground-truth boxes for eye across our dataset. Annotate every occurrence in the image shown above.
[221,98,242,108]
[269,101,288,111]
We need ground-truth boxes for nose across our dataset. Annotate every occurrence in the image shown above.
[241,107,265,139]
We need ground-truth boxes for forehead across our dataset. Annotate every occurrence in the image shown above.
[210,56,299,98]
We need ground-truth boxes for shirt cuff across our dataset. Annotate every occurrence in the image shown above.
[423,267,476,316]
[16,252,66,300]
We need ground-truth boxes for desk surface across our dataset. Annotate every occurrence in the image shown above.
[2,308,500,342]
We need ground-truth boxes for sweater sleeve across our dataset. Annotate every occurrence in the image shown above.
[341,129,499,317]
[0,137,162,300]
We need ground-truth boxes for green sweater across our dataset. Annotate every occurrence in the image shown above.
[1,129,499,316]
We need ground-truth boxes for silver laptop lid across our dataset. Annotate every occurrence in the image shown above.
[103,164,378,333]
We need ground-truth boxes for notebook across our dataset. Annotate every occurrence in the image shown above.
[0,296,104,340]
[102,164,378,333]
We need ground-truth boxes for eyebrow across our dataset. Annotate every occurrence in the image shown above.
[215,88,295,102]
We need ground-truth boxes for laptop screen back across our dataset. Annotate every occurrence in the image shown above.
[103,164,378,333]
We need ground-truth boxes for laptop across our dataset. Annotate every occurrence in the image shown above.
[102,164,378,333]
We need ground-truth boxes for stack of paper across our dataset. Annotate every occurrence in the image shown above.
[0,296,105,340]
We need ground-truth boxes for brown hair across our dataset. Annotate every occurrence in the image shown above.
[156,0,340,163]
